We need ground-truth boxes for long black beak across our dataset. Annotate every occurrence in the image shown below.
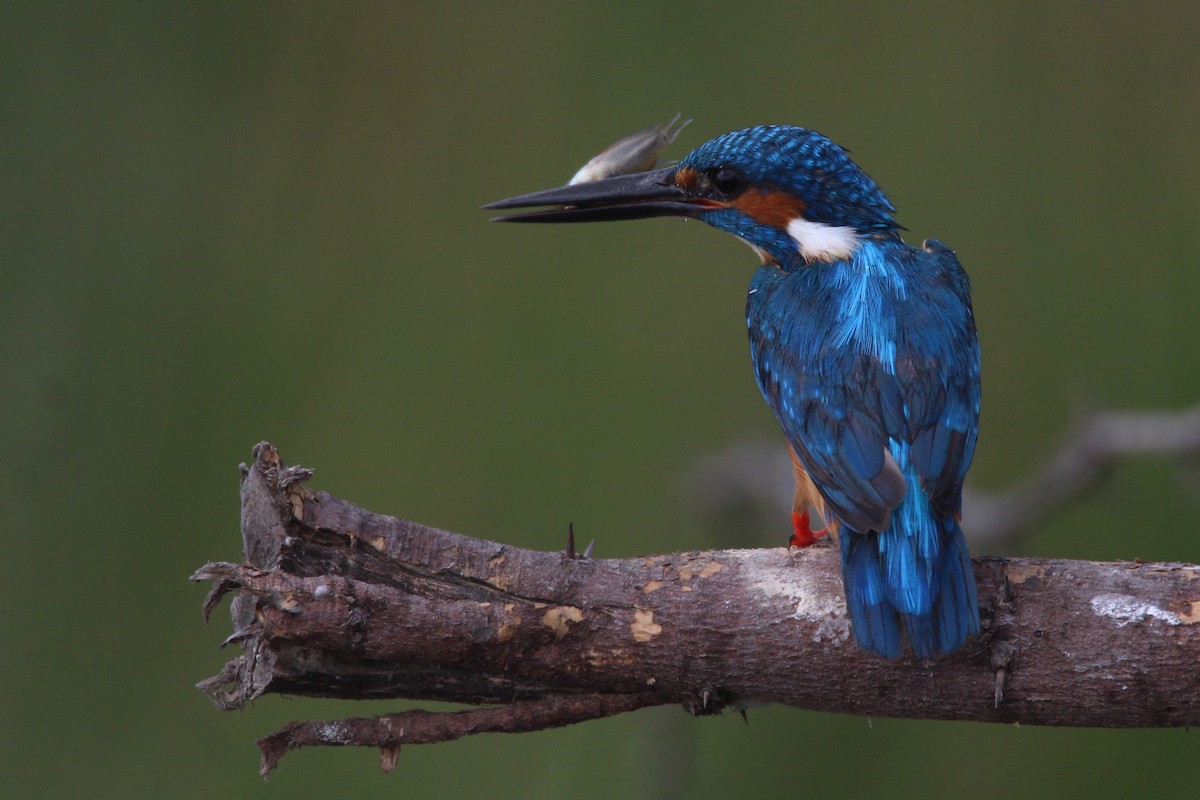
[485,167,710,223]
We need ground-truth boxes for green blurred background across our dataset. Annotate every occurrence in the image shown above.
[4,2,1199,797]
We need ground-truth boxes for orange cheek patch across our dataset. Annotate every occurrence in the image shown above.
[733,190,807,229]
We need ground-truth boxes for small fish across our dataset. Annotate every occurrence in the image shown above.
[567,114,692,185]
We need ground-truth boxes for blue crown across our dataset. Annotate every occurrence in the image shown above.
[680,125,898,233]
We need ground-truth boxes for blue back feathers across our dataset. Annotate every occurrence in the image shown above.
[682,126,981,658]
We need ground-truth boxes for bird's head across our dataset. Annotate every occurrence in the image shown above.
[488,125,898,266]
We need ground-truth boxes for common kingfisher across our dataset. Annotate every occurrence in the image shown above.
[488,125,981,659]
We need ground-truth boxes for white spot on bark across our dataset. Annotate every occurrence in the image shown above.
[1090,593,1181,627]
[315,721,352,744]
[739,550,850,645]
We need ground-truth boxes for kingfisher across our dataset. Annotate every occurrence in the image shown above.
[487,125,981,659]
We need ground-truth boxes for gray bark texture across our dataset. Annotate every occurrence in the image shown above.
[193,443,1200,775]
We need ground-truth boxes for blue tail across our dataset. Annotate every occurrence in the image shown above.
[839,518,979,659]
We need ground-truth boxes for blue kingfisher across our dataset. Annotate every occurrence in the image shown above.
[488,124,981,659]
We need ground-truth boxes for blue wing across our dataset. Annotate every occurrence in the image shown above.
[748,239,980,657]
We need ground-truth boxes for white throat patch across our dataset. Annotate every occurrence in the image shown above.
[786,217,861,262]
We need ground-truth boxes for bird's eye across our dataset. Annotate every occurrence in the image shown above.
[709,167,747,199]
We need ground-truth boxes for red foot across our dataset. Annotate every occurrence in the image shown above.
[789,510,828,548]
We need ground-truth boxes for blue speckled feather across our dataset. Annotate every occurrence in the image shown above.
[747,238,980,657]
[495,123,982,658]
[683,126,898,233]
[670,125,982,658]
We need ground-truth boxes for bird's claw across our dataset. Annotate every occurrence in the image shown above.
[789,510,828,548]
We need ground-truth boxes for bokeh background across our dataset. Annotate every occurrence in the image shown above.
[5,2,1199,797]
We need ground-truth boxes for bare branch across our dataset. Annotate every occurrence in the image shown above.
[194,441,1200,776]
[258,694,657,777]
[680,404,1200,546]
[964,405,1200,543]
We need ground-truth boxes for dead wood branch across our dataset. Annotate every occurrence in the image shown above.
[682,404,1200,546]
[194,442,1200,776]
[257,694,657,776]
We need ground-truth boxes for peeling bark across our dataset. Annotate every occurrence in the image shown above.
[193,442,1200,775]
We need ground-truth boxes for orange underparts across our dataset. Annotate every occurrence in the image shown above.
[790,510,828,548]
[788,445,829,547]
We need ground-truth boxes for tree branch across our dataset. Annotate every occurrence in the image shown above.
[194,442,1200,776]
[257,694,658,776]
[680,403,1200,547]
[963,404,1200,543]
